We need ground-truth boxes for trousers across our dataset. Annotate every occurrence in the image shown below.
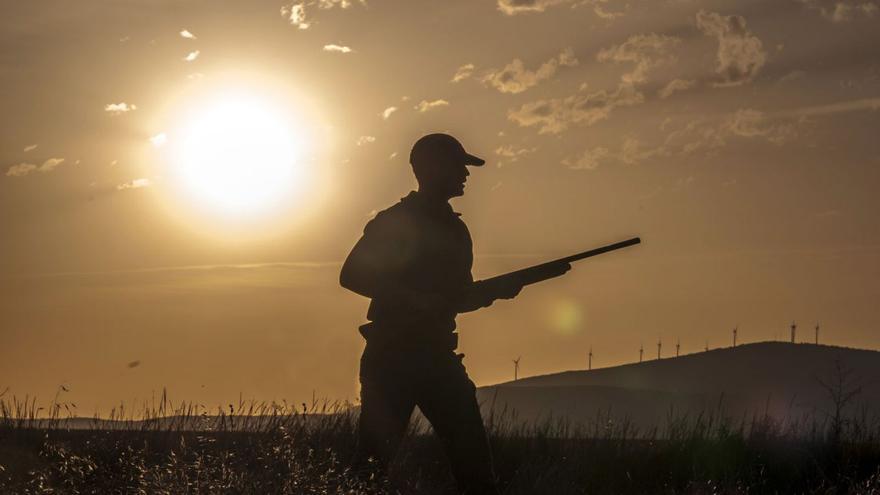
[356,339,499,495]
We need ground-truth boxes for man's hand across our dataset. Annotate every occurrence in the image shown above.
[489,278,523,300]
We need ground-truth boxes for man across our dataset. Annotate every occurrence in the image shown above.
[340,133,569,494]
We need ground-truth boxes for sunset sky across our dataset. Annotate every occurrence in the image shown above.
[2,0,879,414]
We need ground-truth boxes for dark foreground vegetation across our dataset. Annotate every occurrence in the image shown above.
[2,396,880,494]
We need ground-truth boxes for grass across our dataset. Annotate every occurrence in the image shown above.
[2,392,880,494]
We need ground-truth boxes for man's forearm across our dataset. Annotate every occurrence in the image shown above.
[455,281,495,313]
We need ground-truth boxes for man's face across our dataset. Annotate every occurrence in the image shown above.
[438,160,470,198]
[419,158,471,199]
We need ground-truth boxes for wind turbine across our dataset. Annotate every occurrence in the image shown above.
[513,356,521,381]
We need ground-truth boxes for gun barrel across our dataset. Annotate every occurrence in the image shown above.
[551,237,641,265]
[483,237,641,287]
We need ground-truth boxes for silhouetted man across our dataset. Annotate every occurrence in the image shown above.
[340,133,568,494]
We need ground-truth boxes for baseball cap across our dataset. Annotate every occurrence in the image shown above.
[409,133,485,167]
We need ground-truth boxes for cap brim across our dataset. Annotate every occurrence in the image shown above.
[463,153,485,166]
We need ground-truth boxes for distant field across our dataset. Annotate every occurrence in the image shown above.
[2,396,880,494]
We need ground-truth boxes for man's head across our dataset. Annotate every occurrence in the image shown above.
[410,133,485,199]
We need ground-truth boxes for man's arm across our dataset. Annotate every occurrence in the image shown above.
[454,261,572,313]
[340,211,452,311]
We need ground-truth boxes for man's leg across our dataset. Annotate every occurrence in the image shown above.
[355,348,416,474]
[417,353,499,495]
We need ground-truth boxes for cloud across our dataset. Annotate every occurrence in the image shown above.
[281,0,367,29]
[597,34,680,85]
[355,135,376,146]
[451,63,475,83]
[779,97,880,117]
[482,48,579,94]
[39,158,65,173]
[661,109,796,157]
[116,178,152,191]
[179,29,196,39]
[658,79,696,98]
[5,158,65,177]
[281,3,310,28]
[696,10,766,87]
[568,109,800,170]
[508,83,643,133]
[104,102,137,115]
[323,44,352,53]
[381,106,397,119]
[798,0,879,21]
[497,0,623,18]
[495,145,537,165]
[149,132,168,147]
[509,34,681,133]
[414,99,450,112]
[563,137,657,170]
[724,109,796,144]
[561,146,610,170]
[23,144,38,152]
[183,50,200,62]
[6,163,36,177]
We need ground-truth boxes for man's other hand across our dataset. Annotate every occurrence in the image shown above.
[492,279,523,300]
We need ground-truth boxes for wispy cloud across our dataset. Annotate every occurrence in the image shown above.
[597,34,679,85]
[658,79,696,99]
[149,132,168,147]
[509,34,679,133]
[696,10,766,87]
[6,163,36,177]
[509,81,643,134]
[497,0,623,18]
[23,144,38,152]
[495,145,537,166]
[562,146,610,170]
[5,158,65,177]
[355,135,376,146]
[381,106,397,119]
[482,48,578,94]
[565,107,801,170]
[323,44,353,53]
[281,0,367,29]
[117,178,152,190]
[778,97,880,118]
[183,50,200,62]
[451,63,475,83]
[281,3,310,29]
[414,99,450,112]
[104,102,137,115]
[179,29,196,39]
[39,158,65,173]
[658,109,795,158]
[798,0,879,22]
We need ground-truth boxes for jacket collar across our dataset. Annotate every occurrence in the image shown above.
[401,191,461,217]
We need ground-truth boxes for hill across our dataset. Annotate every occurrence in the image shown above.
[476,342,880,429]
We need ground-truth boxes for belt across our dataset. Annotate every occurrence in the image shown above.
[359,322,459,351]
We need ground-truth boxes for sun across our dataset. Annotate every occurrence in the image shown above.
[170,91,307,217]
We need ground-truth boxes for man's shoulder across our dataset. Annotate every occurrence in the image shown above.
[363,196,419,235]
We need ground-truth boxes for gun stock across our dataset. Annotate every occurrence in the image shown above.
[482,237,641,287]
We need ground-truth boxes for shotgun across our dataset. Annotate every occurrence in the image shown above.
[480,237,641,288]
